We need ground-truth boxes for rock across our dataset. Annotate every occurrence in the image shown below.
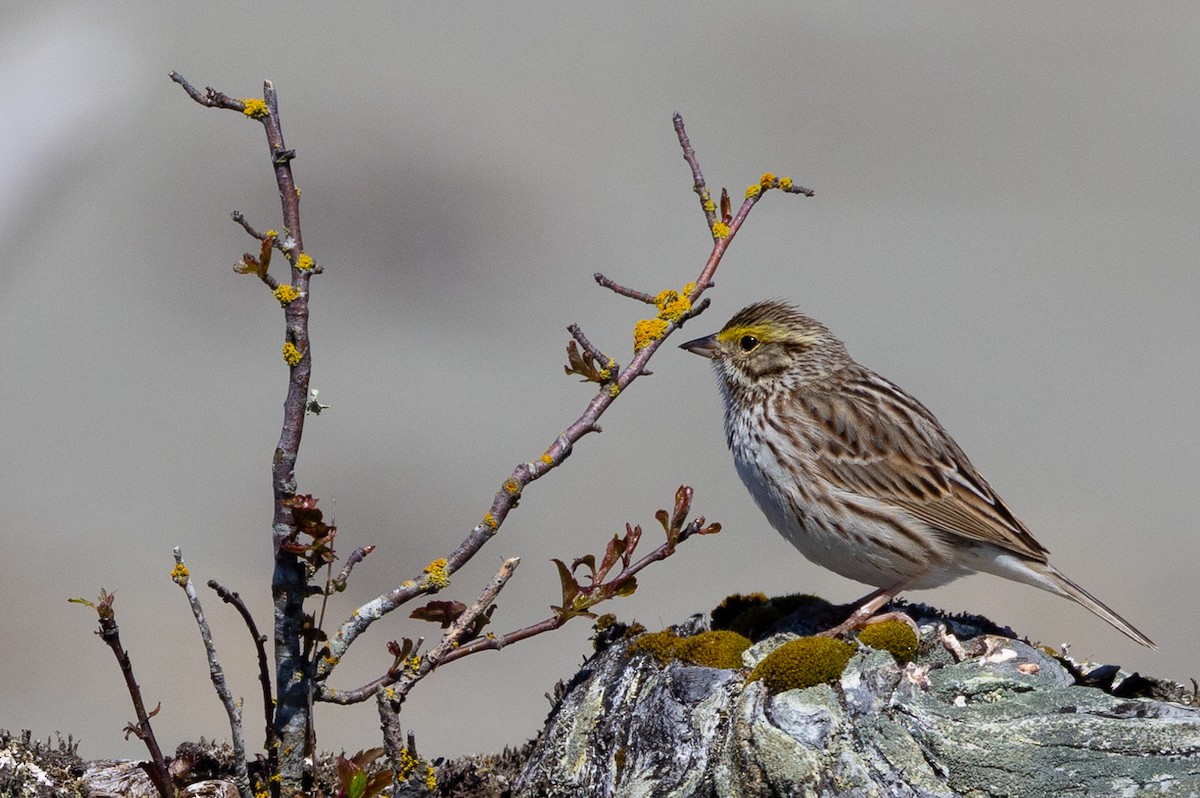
[513,605,1200,797]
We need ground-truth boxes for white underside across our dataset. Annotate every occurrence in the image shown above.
[726,401,1055,594]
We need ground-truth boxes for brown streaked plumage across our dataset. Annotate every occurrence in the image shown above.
[681,300,1154,647]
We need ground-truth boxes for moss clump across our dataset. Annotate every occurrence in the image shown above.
[631,628,751,669]
[857,619,919,661]
[592,615,647,653]
[748,637,855,693]
[711,592,824,640]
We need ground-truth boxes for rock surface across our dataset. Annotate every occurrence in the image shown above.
[7,604,1197,797]
[514,607,1200,797]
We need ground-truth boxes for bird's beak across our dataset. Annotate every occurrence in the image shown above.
[679,333,719,359]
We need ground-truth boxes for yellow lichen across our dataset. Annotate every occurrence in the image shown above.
[711,221,731,239]
[396,748,420,780]
[423,558,450,589]
[634,318,669,351]
[540,453,553,465]
[653,289,692,323]
[282,341,302,366]
[502,479,521,497]
[759,172,776,186]
[703,198,716,212]
[745,184,761,199]
[170,562,189,586]
[608,383,621,397]
[295,252,315,271]
[424,765,437,791]
[748,636,855,693]
[658,297,691,323]
[482,513,498,530]
[779,176,793,190]
[241,98,269,118]
[273,284,300,306]
[265,229,279,239]
[857,619,919,662]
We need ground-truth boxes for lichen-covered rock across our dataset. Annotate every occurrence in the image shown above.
[514,608,1200,797]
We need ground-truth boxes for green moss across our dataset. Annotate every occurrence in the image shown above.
[711,592,824,640]
[680,630,752,669]
[856,619,919,661]
[631,629,682,665]
[747,637,855,693]
[631,628,751,669]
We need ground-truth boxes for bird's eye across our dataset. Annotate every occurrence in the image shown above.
[739,335,759,352]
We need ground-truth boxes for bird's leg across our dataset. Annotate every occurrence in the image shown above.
[819,577,919,638]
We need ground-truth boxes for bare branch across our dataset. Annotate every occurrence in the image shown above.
[172,549,253,798]
[330,545,376,593]
[72,589,174,798]
[231,210,270,240]
[208,579,278,796]
[593,272,659,304]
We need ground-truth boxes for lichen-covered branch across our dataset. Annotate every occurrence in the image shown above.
[171,71,319,793]
[322,558,520,705]
[322,488,717,704]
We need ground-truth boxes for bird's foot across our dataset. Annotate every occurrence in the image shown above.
[818,608,919,639]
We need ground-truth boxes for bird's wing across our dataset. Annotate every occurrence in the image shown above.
[797,369,1050,562]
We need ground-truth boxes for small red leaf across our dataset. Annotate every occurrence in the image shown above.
[410,600,467,628]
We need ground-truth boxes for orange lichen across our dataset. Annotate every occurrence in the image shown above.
[634,318,669,351]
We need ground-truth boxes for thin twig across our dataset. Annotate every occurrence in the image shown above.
[330,545,375,593]
[441,516,712,664]
[209,579,278,798]
[567,324,617,380]
[231,210,270,240]
[173,549,253,798]
[673,112,714,229]
[322,558,520,705]
[86,592,174,798]
[169,72,245,112]
[593,272,658,304]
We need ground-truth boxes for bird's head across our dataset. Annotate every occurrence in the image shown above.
[680,300,851,392]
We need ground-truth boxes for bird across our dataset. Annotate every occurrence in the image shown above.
[680,299,1154,648]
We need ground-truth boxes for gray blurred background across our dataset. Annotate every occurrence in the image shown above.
[2,3,1196,763]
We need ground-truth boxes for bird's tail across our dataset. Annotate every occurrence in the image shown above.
[1041,563,1156,649]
